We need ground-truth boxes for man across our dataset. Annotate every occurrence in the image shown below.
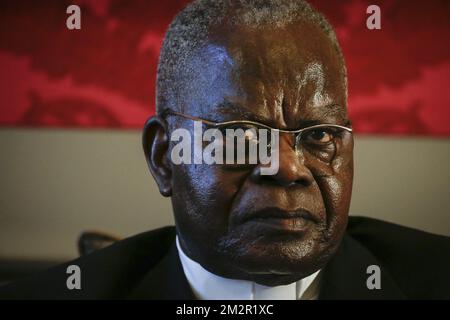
[1,0,449,299]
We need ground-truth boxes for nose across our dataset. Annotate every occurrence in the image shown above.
[251,135,314,187]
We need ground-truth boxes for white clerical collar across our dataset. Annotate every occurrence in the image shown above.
[176,236,321,300]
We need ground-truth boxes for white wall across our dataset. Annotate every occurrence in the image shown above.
[0,128,449,260]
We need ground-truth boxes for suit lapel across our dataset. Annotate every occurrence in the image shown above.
[319,234,405,299]
[127,240,196,300]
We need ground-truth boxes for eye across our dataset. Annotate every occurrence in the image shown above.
[222,126,259,143]
[303,128,335,144]
[244,129,259,144]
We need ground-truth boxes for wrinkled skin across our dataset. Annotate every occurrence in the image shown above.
[144,20,353,286]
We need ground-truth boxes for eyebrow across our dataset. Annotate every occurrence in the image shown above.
[321,103,348,120]
[213,102,270,124]
[212,101,350,128]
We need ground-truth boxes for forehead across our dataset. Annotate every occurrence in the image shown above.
[179,21,347,128]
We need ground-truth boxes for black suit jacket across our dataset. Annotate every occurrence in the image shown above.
[1,217,449,299]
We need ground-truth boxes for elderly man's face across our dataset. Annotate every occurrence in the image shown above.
[151,21,353,286]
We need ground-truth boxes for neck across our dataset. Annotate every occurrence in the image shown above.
[175,236,321,300]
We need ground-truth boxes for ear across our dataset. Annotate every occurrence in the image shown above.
[142,116,172,197]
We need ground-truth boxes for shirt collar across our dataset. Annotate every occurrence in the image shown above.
[176,236,321,300]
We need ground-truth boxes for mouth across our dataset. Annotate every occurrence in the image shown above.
[240,208,318,233]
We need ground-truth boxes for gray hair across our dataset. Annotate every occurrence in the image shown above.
[156,0,346,115]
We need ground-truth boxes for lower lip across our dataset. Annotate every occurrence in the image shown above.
[248,217,313,233]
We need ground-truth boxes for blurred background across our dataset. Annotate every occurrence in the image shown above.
[0,0,449,282]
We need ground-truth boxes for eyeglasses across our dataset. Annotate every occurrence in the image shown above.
[162,109,353,166]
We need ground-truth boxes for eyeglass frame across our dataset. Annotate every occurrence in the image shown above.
[161,109,353,153]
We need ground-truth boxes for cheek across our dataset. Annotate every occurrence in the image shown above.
[312,175,350,249]
[314,154,353,240]
[171,164,249,234]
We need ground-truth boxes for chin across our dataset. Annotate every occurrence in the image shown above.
[216,226,341,285]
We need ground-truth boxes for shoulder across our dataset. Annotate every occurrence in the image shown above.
[0,226,176,299]
[347,216,450,298]
[347,216,450,255]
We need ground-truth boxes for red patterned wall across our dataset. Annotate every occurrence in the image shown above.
[0,0,449,135]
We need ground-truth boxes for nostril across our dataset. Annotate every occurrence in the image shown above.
[251,168,313,187]
[296,176,313,187]
[250,160,314,187]
[281,177,312,188]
